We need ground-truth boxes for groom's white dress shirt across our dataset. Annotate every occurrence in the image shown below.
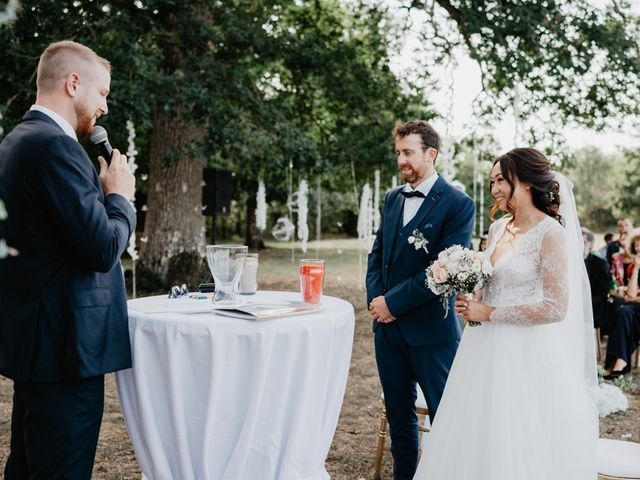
[403,172,438,226]
[30,104,78,140]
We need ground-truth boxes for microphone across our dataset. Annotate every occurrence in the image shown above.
[89,126,114,164]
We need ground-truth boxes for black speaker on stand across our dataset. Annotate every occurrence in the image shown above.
[202,168,233,244]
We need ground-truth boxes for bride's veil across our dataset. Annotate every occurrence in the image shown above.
[554,171,599,403]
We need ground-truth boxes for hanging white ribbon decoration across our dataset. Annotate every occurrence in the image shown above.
[256,179,267,232]
[373,170,381,233]
[297,179,309,253]
[357,183,373,251]
[125,120,139,261]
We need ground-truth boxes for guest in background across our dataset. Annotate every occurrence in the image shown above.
[583,228,611,330]
[478,230,489,252]
[611,230,640,287]
[598,232,614,261]
[606,217,633,266]
[604,233,640,378]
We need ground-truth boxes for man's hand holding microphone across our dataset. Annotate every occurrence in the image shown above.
[91,126,135,201]
[98,148,135,200]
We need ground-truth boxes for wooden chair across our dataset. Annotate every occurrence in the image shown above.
[374,388,430,480]
[597,438,640,479]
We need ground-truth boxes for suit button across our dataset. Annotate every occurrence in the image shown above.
[385,264,389,270]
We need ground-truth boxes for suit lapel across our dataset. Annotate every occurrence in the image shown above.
[391,176,447,264]
[23,110,104,198]
[383,188,405,268]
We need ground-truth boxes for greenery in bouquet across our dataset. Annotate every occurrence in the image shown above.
[425,245,494,323]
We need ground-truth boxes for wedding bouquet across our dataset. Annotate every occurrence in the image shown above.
[425,245,494,326]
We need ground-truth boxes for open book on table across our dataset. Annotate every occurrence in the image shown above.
[212,300,322,320]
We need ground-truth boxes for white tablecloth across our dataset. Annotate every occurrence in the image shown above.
[116,291,355,480]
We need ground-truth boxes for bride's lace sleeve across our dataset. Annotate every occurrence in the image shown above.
[490,223,569,325]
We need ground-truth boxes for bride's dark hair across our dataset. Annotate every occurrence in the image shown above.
[489,147,562,224]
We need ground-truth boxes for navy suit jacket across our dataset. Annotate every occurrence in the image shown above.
[0,110,136,381]
[366,176,475,347]
[585,252,611,329]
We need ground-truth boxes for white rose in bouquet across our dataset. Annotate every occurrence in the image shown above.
[449,250,464,263]
[446,261,460,276]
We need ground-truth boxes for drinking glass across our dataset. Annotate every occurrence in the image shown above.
[299,259,325,304]
[206,245,248,305]
[239,253,259,295]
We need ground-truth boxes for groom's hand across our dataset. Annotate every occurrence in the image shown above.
[369,296,396,323]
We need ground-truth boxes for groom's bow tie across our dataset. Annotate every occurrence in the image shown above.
[401,190,426,198]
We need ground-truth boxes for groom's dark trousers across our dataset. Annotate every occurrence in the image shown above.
[367,177,474,480]
[0,110,136,479]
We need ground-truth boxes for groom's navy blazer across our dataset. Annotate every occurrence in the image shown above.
[0,110,136,382]
[367,176,475,346]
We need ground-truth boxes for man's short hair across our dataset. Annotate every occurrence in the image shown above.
[392,120,440,152]
[37,40,110,93]
[582,227,595,244]
[604,232,614,242]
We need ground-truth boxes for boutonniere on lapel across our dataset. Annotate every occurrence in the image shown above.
[408,229,429,253]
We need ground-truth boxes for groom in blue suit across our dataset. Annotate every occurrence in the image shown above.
[367,120,474,480]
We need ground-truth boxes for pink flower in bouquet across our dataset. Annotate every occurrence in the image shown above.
[432,264,449,284]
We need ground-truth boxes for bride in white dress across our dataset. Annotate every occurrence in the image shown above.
[414,148,598,480]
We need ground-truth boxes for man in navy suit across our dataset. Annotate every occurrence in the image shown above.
[367,120,474,480]
[582,228,611,330]
[0,40,136,479]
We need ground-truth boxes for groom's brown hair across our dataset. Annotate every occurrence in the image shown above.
[393,120,440,163]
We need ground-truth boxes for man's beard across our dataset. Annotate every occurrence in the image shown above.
[75,104,95,138]
[399,168,417,184]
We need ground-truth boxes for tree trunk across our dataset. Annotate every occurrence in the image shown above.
[139,111,206,283]
[245,195,265,249]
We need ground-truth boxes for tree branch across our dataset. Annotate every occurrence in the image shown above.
[432,0,476,55]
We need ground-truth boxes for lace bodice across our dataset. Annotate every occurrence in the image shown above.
[483,216,569,325]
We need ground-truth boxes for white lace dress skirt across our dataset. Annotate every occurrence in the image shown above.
[414,320,598,480]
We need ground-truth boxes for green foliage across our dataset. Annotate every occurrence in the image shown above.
[620,147,640,222]
[211,0,429,197]
[417,0,640,130]
[0,1,423,203]
[562,146,626,232]
[452,134,501,234]
[3,0,640,262]
[613,373,638,393]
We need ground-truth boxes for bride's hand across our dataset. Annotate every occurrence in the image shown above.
[455,297,495,322]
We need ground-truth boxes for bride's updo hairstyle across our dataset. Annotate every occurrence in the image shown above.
[489,147,563,224]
